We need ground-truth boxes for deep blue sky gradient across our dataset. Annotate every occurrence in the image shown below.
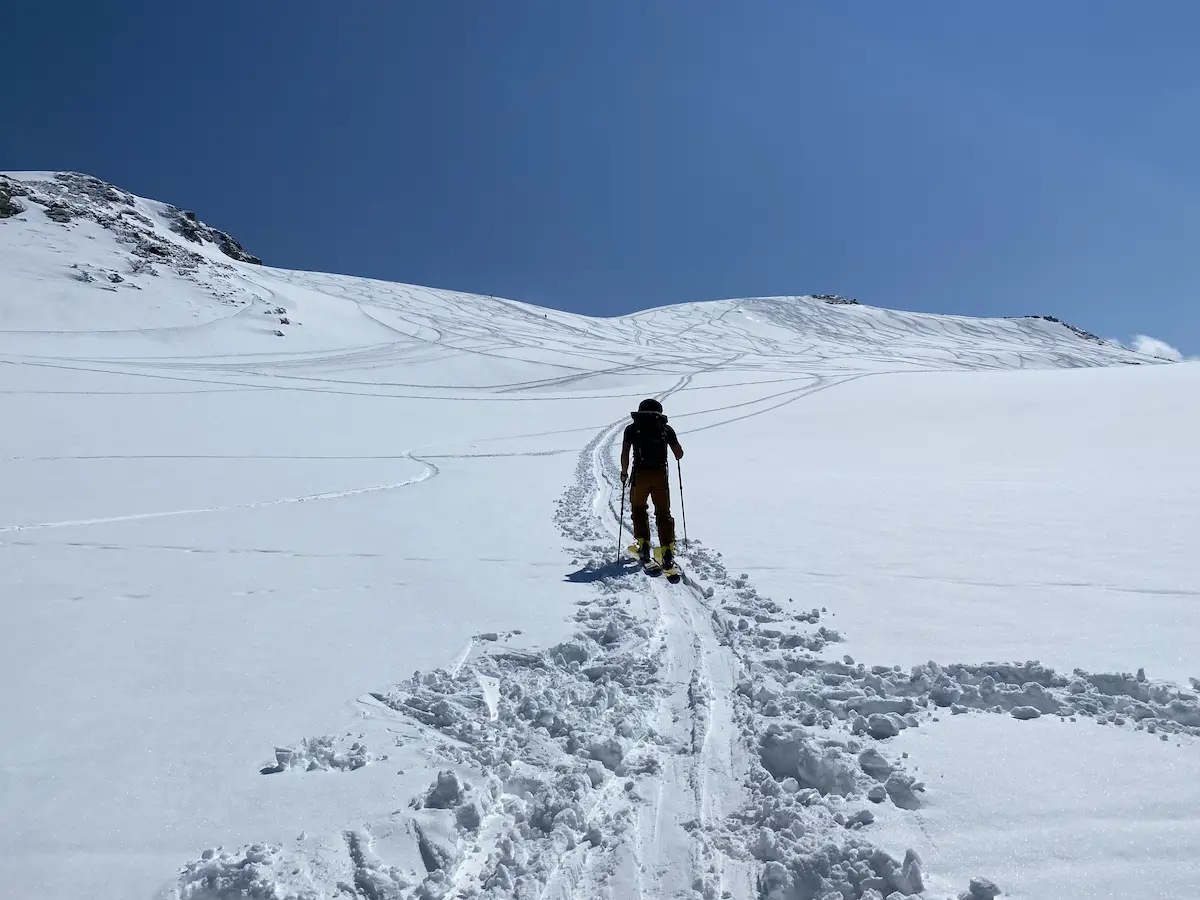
[4,2,1199,350]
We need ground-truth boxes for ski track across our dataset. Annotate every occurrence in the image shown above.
[0,455,439,533]
[586,384,753,900]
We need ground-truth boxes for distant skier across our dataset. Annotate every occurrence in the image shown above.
[621,398,684,570]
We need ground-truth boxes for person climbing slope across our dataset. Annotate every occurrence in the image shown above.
[620,398,684,571]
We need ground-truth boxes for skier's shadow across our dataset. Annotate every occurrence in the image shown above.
[564,558,638,584]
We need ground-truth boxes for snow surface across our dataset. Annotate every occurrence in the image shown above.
[1,172,1197,900]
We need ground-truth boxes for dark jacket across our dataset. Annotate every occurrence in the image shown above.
[623,411,681,472]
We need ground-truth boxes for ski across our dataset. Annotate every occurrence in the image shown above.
[627,543,663,577]
[628,544,680,582]
[654,546,682,584]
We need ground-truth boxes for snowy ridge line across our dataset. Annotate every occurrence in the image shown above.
[0,456,438,533]
[0,290,1148,407]
[264,261,1140,375]
[2,171,1163,384]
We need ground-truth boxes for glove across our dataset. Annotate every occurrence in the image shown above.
[620,472,628,487]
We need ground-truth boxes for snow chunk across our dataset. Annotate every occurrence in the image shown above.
[760,730,863,796]
[548,639,591,665]
[587,736,626,771]
[960,876,1003,899]
[884,772,925,810]
[261,735,371,774]
[858,748,893,781]
[866,714,901,739]
[424,770,466,809]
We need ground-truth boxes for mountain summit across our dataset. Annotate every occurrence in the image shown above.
[0,171,260,263]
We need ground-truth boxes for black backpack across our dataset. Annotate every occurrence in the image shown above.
[630,411,669,471]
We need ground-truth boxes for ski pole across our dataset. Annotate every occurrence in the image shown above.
[676,458,688,548]
[616,476,626,562]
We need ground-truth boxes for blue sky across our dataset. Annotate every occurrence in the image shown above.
[4,2,1199,351]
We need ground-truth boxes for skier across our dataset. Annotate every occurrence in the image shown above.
[620,398,684,571]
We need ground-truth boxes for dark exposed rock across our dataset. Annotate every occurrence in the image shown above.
[0,176,28,218]
[0,175,29,198]
[43,201,76,223]
[120,208,155,228]
[165,205,206,243]
[6,172,261,269]
[5,170,274,317]
[1017,315,1104,344]
[813,294,860,305]
[138,241,171,258]
[54,172,135,206]
[216,232,262,265]
[163,204,262,264]
[0,195,24,218]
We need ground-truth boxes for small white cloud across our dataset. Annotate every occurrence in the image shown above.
[1130,334,1184,361]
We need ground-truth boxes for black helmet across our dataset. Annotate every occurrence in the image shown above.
[637,398,663,414]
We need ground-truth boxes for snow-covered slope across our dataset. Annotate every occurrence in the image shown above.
[2,173,1197,900]
[0,171,1150,368]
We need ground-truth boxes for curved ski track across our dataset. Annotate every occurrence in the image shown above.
[0,454,439,533]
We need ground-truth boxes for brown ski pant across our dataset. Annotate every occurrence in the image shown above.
[630,467,676,548]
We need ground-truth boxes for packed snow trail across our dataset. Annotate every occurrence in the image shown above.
[587,406,755,899]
